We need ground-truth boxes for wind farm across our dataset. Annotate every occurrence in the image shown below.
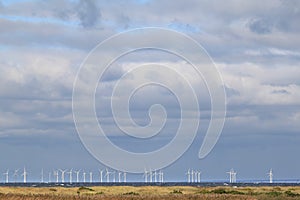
[0,166,296,186]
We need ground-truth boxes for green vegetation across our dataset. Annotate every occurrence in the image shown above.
[170,189,183,194]
[123,191,139,195]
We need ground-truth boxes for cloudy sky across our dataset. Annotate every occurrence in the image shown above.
[0,0,300,182]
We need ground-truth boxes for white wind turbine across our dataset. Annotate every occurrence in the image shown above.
[3,169,9,183]
[98,169,103,183]
[89,172,93,183]
[143,169,148,183]
[83,171,86,183]
[194,171,198,183]
[154,170,157,182]
[227,169,234,183]
[197,171,202,183]
[67,169,73,184]
[41,168,44,183]
[149,169,153,183]
[112,171,116,182]
[21,167,27,183]
[186,169,190,183]
[59,169,67,183]
[232,171,237,183]
[13,169,19,183]
[105,168,112,182]
[123,172,127,183]
[53,170,59,183]
[74,169,81,183]
[158,170,164,183]
[118,171,122,183]
[191,170,194,183]
[48,172,51,183]
[268,169,273,183]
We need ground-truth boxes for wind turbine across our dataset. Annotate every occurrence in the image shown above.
[13,169,19,183]
[48,172,51,183]
[41,168,44,183]
[74,169,81,183]
[186,169,190,183]
[154,170,157,182]
[59,169,67,183]
[112,171,116,182]
[105,168,112,182]
[89,172,93,183]
[149,169,153,183]
[67,169,73,184]
[3,169,9,183]
[268,169,273,183]
[194,171,198,183]
[21,167,27,183]
[143,169,148,183]
[98,169,103,183]
[118,171,122,183]
[197,171,202,183]
[53,170,59,183]
[227,169,234,183]
[83,171,86,183]
[105,168,111,183]
[123,172,127,183]
[191,170,194,183]
[159,170,164,183]
[233,171,237,183]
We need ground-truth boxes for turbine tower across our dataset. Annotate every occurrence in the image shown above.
[268,169,273,183]
[13,169,19,183]
[123,172,127,183]
[118,171,122,183]
[98,169,103,183]
[68,169,73,184]
[194,171,198,183]
[83,171,86,183]
[186,169,190,183]
[105,168,112,182]
[143,169,148,183]
[53,170,59,183]
[197,171,202,183]
[233,171,237,183]
[112,171,116,182]
[48,172,51,183]
[21,167,27,183]
[74,169,81,183]
[89,172,93,183]
[41,168,44,183]
[59,169,67,183]
[159,170,164,183]
[149,169,153,183]
[3,169,9,183]
[227,169,235,183]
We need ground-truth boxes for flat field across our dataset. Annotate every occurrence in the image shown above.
[1,185,300,199]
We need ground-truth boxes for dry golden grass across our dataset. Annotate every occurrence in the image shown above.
[0,186,300,199]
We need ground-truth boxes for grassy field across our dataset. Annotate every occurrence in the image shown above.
[1,185,300,199]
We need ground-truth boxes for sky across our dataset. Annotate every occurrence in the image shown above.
[0,0,300,182]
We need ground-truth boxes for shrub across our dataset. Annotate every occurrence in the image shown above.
[78,186,95,191]
[171,189,183,194]
[285,190,299,197]
[123,191,139,195]
[266,191,282,197]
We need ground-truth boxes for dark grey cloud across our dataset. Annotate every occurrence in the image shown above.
[76,0,101,28]
[248,18,272,34]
